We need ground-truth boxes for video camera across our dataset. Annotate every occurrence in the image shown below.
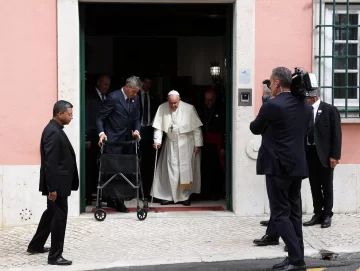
[262,68,319,100]
[290,67,318,100]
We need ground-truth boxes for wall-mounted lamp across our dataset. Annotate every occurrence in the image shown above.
[210,61,221,77]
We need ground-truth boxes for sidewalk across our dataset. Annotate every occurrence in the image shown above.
[1,211,360,271]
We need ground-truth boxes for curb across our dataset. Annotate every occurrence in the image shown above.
[4,250,360,271]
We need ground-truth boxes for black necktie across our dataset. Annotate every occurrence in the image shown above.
[308,107,315,145]
[143,93,149,125]
[101,94,105,102]
[126,98,131,111]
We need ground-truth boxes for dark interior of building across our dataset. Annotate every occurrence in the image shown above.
[83,3,230,104]
[82,3,232,210]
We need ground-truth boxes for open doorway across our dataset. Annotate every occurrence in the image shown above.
[80,3,233,213]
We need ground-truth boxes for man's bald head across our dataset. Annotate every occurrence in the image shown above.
[96,74,111,94]
[205,89,216,108]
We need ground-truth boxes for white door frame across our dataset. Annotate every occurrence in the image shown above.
[57,0,257,216]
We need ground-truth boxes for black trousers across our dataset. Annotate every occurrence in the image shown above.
[266,200,303,240]
[28,197,68,261]
[307,146,334,217]
[266,175,304,266]
[266,215,279,239]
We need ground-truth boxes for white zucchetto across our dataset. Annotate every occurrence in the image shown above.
[168,90,180,96]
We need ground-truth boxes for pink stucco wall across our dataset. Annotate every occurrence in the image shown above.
[0,0,57,165]
[255,0,360,164]
[341,124,360,164]
[255,0,313,111]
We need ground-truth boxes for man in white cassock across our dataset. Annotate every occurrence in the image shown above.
[151,90,203,206]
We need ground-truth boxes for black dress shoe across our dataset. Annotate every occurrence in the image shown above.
[107,199,116,209]
[321,216,331,228]
[303,215,323,226]
[27,247,50,254]
[48,256,72,266]
[272,264,306,271]
[253,235,279,246]
[113,200,129,213]
[116,205,129,213]
[181,199,191,206]
[160,200,174,205]
[272,257,289,269]
[260,220,269,226]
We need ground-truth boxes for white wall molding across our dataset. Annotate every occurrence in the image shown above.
[231,0,263,215]
[57,0,81,217]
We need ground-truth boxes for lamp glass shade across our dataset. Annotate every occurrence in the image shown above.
[210,66,220,76]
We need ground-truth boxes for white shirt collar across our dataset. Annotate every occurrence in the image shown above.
[312,99,321,111]
[121,88,129,100]
[96,87,106,100]
[311,99,321,122]
[95,87,102,96]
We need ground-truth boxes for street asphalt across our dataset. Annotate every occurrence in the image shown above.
[89,257,360,271]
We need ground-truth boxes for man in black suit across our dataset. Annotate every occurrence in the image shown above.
[303,88,342,228]
[27,100,79,266]
[138,77,159,197]
[250,67,312,271]
[85,74,111,205]
[96,76,142,212]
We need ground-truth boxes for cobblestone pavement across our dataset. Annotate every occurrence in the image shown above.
[0,212,360,271]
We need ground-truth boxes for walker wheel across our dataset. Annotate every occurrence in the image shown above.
[94,209,106,221]
[137,209,147,221]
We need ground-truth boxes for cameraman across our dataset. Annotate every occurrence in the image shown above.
[258,79,276,229]
[255,77,289,250]
[250,67,312,271]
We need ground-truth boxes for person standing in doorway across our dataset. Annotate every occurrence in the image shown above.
[27,100,79,266]
[250,67,312,271]
[85,74,111,205]
[303,88,342,228]
[151,90,203,206]
[96,76,142,212]
[197,89,225,200]
[138,76,159,198]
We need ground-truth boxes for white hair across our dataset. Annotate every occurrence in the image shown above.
[126,76,142,89]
